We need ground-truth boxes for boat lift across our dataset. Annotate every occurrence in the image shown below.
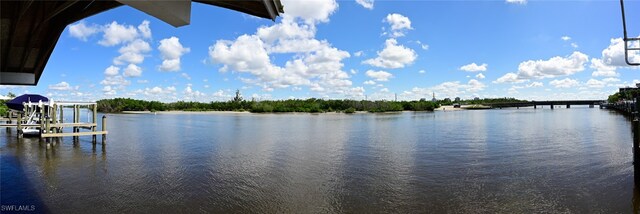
[620,0,640,66]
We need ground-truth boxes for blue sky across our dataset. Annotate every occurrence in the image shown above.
[1,0,639,102]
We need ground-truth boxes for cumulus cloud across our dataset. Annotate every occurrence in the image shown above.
[586,79,605,88]
[494,72,525,83]
[209,8,354,97]
[561,36,571,41]
[549,78,579,88]
[281,0,338,23]
[364,80,376,85]
[158,36,190,72]
[406,79,486,99]
[138,20,152,39]
[99,21,139,46]
[495,51,588,83]
[526,81,544,87]
[475,73,485,79]
[363,38,417,69]
[68,21,99,41]
[460,63,488,72]
[590,58,619,77]
[365,70,393,81]
[355,0,374,9]
[114,39,151,65]
[419,69,426,74]
[384,13,412,37]
[104,65,120,76]
[123,64,142,77]
[600,37,640,66]
[48,82,73,91]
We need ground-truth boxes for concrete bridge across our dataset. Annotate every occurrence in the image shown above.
[486,100,606,109]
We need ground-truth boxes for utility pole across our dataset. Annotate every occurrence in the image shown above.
[395,93,397,102]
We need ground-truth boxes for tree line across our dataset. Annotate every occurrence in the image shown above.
[96,97,439,113]
[608,89,640,103]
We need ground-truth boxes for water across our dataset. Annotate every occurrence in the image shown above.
[1,107,638,213]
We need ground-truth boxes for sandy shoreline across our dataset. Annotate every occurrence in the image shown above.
[435,105,464,111]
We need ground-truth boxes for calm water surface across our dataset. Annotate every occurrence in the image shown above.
[1,107,638,213]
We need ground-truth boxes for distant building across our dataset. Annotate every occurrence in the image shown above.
[620,87,637,93]
[474,97,480,101]
[454,97,461,102]
[432,92,437,102]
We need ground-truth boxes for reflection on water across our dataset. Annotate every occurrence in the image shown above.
[0,107,637,213]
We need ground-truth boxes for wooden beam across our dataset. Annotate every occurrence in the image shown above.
[41,131,108,138]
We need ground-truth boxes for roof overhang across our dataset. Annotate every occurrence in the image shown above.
[0,0,283,85]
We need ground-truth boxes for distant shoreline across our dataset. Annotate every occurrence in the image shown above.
[117,110,434,115]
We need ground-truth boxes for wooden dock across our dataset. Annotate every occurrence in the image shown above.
[3,101,107,142]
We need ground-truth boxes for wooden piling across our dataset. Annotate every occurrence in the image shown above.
[17,113,22,138]
[92,105,97,142]
[102,115,107,143]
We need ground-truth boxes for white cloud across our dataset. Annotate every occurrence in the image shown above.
[138,20,152,39]
[363,80,376,85]
[208,1,360,97]
[590,58,619,77]
[137,80,148,84]
[158,36,190,72]
[384,13,412,37]
[69,21,99,41]
[114,39,151,65]
[494,72,526,83]
[549,78,579,88]
[99,21,139,46]
[561,36,571,41]
[104,65,120,76]
[475,73,485,79]
[496,51,589,83]
[416,41,429,50]
[419,69,426,74]
[100,75,130,86]
[526,81,543,87]
[354,51,363,57]
[48,82,73,91]
[280,0,338,23]
[586,79,605,88]
[380,88,389,92]
[355,0,374,9]
[571,43,578,48]
[506,0,527,4]
[180,73,191,80]
[102,86,116,95]
[363,38,417,69]
[365,70,393,81]
[407,79,486,99]
[602,78,620,83]
[123,64,142,77]
[460,63,488,72]
[601,37,640,67]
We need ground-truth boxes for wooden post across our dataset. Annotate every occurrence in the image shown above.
[17,112,22,138]
[566,104,570,109]
[45,116,50,134]
[550,105,554,110]
[92,104,98,142]
[60,105,64,123]
[52,104,57,133]
[102,115,107,143]
[40,104,44,135]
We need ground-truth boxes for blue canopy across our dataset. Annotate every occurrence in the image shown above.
[6,94,49,111]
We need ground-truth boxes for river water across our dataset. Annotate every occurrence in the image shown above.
[1,107,638,213]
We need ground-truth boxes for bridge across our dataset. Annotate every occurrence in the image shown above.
[485,100,606,109]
